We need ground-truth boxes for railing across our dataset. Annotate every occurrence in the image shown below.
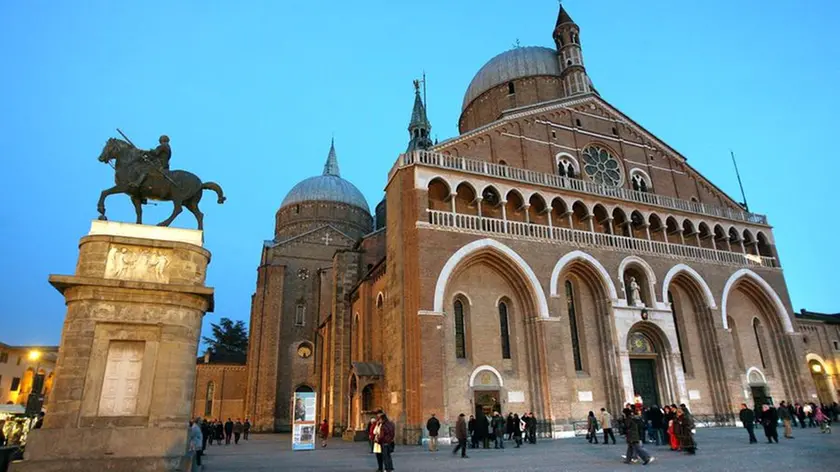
[392,150,768,225]
[426,210,778,269]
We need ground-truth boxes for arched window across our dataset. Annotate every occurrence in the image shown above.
[498,301,511,359]
[631,173,648,192]
[204,381,215,417]
[565,280,583,371]
[558,158,576,178]
[668,291,688,374]
[295,385,314,393]
[753,318,767,369]
[508,82,515,94]
[361,384,374,411]
[454,300,466,359]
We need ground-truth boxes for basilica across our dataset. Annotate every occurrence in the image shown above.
[192,5,839,442]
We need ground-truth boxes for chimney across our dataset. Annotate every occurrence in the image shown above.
[203,350,211,364]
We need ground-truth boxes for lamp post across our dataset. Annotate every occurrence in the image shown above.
[24,350,44,418]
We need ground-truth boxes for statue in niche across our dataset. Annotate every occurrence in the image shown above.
[629,277,644,307]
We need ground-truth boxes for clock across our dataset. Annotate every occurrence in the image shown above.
[297,268,310,280]
[297,344,313,358]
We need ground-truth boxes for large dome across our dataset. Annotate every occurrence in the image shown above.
[281,174,369,212]
[462,46,561,111]
[280,140,370,213]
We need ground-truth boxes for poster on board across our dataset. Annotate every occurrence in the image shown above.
[291,391,317,451]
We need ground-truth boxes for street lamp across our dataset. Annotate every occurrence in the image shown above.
[25,350,44,417]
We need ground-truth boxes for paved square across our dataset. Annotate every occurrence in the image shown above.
[201,427,838,471]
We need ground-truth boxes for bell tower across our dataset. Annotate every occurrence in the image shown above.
[553,4,591,96]
[406,79,433,152]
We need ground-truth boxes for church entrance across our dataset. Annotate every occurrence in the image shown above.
[474,390,501,417]
[809,360,833,405]
[630,359,659,407]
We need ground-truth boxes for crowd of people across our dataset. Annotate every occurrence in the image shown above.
[179,399,838,471]
[741,401,835,444]
[187,417,251,470]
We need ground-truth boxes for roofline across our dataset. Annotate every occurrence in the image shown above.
[0,342,59,351]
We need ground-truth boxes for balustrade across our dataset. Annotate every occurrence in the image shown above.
[390,151,768,225]
[426,209,777,269]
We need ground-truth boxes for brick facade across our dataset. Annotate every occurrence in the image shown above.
[199,4,834,443]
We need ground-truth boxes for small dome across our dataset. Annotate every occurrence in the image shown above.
[462,46,561,111]
[281,174,370,213]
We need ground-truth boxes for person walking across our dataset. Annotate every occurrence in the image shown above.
[761,405,779,443]
[796,403,807,429]
[426,413,441,452]
[319,419,329,448]
[233,419,243,444]
[189,419,204,470]
[468,415,477,449]
[243,418,251,440]
[224,418,234,445]
[622,409,654,465]
[512,413,523,448]
[367,417,377,453]
[527,412,538,444]
[739,403,758,444]
[453,413,469,458]
[586,411,599,444]
[199,418,211,451]
[505,413,515,440]
[675,407,696,454]
[374,412,395,471]
[492,412,506,449]
[214,420,224,445]
[815,405,832,433]
[778,402,794,439]
[600,408,616,445]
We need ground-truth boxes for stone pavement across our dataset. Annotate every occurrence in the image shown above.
[201,427,838,471]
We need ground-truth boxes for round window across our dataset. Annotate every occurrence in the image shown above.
[582,145,623,187]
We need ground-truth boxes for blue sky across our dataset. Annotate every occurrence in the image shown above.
[1,1,838,346]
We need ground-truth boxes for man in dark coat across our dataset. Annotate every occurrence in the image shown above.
[426,413,441,452]
[468,415,477,448]
[795,403,806,429]
[475,413,490,449]
[200,418,211,451]
[452,414,468,458]
[623,409,654,465]
[214,420,224,445]
[761,405,779,443]
[224,418,234,445]
[527,412,538,444]
[491,412,506,449]
[739,403,758,444]
[505,413,515,440]
[647,406,663,445]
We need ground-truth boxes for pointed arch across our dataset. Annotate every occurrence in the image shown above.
[721,269,793,333]
[550,250,618,300]
[433,238,549,318]
[661,264,717,309]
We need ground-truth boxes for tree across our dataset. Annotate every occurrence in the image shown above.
[202,318,248,362]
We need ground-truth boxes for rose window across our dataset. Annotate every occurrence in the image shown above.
[582,145,622,187]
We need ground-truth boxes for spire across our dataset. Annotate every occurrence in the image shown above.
[556,2,575,26]
[407,79,433,152]
[322,137,341,176]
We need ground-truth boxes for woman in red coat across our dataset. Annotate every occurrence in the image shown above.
[319,419,329,448]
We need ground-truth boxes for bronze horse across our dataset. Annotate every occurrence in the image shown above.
[97,138,226,230]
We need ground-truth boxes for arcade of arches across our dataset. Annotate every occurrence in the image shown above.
[411,239,826,438]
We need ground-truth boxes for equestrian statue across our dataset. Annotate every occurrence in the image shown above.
[96,132,226,230]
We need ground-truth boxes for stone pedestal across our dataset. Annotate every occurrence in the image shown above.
[12,221,213,472]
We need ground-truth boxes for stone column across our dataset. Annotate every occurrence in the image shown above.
[13,221,213,472]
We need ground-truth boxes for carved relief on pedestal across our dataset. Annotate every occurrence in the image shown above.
[105,245,172,283]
